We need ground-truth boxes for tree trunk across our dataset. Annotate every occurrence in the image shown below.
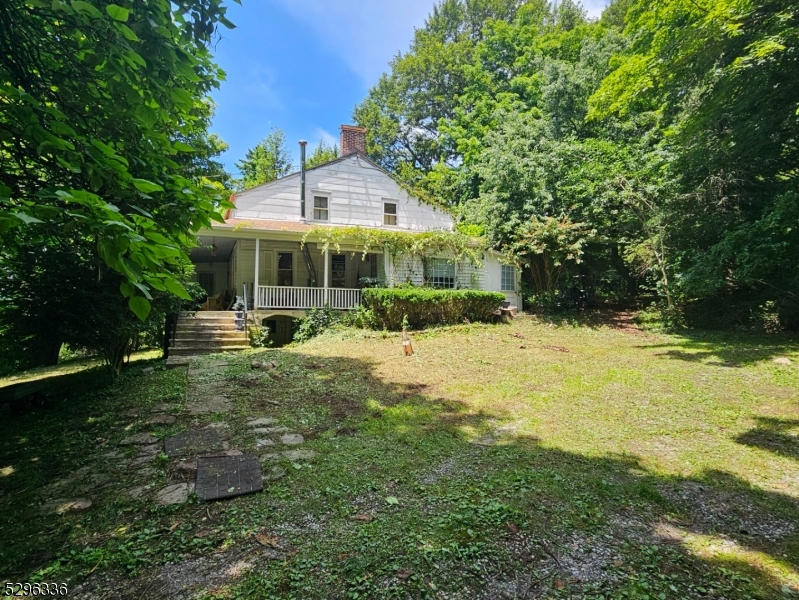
[30,337,62,367]
[610,244,638,297]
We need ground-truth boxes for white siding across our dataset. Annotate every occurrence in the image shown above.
[482,253,522,308]
[232,154,454,232]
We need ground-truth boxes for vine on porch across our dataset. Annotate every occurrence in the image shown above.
[300,226,487,267]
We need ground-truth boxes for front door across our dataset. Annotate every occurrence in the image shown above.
[277,252,293,286]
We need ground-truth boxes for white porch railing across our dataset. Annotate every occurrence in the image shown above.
[256,286,362,310]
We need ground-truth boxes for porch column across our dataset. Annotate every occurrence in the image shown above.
[384,245,393,288]
[324,247,329,304]
[254,238,260,309]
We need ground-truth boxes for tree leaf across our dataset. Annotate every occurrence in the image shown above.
[163,277,191,300]
[12,212,44,225]
[128,296,151,321]
[71,0,101,18]
[385,496,399,505]
[106,4,130,22]
[132,178,164,193]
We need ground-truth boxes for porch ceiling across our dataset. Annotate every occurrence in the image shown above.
[191,236,236,263]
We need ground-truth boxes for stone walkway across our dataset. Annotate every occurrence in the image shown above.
[39,355,317,515]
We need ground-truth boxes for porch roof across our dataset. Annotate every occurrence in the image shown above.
[212,218,315,234]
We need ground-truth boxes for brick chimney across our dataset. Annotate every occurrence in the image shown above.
[340,125,366,157]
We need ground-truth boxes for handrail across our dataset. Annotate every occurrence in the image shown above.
[242,283,249,336]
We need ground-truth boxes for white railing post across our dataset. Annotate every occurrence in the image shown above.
[254,238,260,308]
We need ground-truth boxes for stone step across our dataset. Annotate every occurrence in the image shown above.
[168,346,250,356]
[175,323,239,331]
[178,317,235,325]
[180,311,239,319]
[172,339,247,348]
[174,329,245,338]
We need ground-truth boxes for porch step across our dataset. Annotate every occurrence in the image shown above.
[168,346,251,356]
[172,339,248,349]
[180,311,237,319]
[174,327,246,336]
[167,311,250,360]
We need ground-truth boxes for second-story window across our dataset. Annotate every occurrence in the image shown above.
[313,196,329,221]
[384,202,397,226]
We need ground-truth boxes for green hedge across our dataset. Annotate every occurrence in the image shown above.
[361,288,506,330]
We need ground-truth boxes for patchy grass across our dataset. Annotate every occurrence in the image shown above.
[0,350,162,388]
[1,314,798,599]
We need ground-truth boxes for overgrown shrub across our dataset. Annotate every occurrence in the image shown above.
[362,288,506,330]
[248,325,271,348]
[294,305,340,343]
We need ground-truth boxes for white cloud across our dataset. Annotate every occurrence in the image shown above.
[265,0,433,85]
[312,128,338,148]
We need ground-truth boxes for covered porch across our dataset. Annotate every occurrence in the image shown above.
[191,235,382,312]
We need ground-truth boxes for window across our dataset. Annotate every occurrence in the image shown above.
[428,258,455,289]
[277,252,293,286]
[501,265,515,291]
[331,254,346,288]
[313,195,329,221]
[383,202,397,226]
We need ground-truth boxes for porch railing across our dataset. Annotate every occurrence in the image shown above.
[256,286,362,310]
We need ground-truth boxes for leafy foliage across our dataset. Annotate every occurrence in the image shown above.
[235,128,293,190]
[303,226,486,268]
[305,139,339,169]
[362,288,505,330]
[0,0,235,320]
[359,0,799,328]
[294,305,340,343]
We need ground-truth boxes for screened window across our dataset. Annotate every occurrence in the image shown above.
[331,254,346,288]
[198,273,214,296]
[277,252,293,286]
[501,265,515,291]
[313,196,329,221]
[428,258,455,289]
[383,202,397,226]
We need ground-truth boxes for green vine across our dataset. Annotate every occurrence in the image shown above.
[301,226,487,267]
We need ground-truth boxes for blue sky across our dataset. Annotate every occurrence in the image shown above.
[209,0,610,175]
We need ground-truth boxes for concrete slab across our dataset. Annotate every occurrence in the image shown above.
[164,426,228,458]
[195,455,263,501]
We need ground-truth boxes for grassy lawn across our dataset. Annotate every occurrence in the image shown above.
[1,313,798,598]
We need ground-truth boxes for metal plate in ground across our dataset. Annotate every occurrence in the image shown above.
[195,455,263,501]
[164,426,228,458]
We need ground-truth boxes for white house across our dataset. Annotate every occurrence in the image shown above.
[191,125,521,344]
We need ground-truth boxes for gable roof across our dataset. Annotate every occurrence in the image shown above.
[225,151,444,219]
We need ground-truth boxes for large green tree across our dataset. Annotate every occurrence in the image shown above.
[235,128,293,190]
[0,0,234,321]
[0,0,235,370]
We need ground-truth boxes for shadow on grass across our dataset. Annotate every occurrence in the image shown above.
[735,417,799,462]
[639,332,799,367]
[1,350,798,599]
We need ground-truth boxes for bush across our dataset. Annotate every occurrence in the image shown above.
[294,305,340,343]
[361,288,506,330]
[248,325,271,348]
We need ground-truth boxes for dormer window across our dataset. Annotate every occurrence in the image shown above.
[383,202,397,226]
[313,196,329,221]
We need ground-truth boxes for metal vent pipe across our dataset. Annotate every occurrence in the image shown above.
[299,140,307,219]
